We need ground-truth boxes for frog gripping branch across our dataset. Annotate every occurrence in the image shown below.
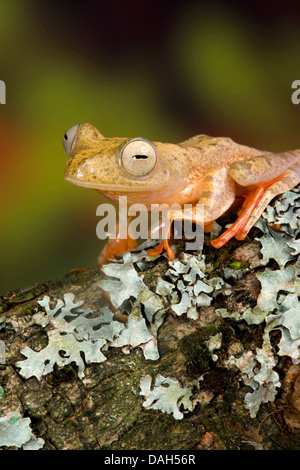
[63,123,300,262]
[1,132,300,449]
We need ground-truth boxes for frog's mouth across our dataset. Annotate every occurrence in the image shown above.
[64,157,169,192]
[64,175,165,193]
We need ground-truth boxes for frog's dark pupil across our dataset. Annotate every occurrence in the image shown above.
[133,155,148,160]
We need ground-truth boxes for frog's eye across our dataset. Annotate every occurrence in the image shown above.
[63,124,80,156]
[121,139,157,176]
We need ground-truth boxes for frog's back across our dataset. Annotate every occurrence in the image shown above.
[180,134,263,172]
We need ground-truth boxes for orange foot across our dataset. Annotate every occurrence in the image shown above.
[68,267,87,273]
[98,237,137,265]
[211,174,283,249]
[147,239,175,260]
[147,221,214,260]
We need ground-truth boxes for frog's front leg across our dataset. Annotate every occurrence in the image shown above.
[98,219,137,265]
[211,152,300,248]
[147,167,236,259]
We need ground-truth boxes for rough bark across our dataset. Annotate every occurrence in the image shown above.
[1,194,300,451]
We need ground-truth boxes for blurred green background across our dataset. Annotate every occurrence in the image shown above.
[1,0,300,294]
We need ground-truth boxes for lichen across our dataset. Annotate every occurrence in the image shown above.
[0,412,44,449]
[255,229,295,269]
[225,188,300,417]
[16,293,111,380]
[164,253,226,320]
[227,346,281,418]
[139,374,195,420]
[11,187,300,424]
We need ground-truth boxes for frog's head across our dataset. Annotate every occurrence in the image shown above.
[63,123,180,193]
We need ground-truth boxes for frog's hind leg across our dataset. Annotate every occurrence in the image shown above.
[235,160,300,239]
[229,150,300,186]
[211,159,300,248]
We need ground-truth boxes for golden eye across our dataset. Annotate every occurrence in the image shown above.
[121,139,157,176]
[63,124,80,156]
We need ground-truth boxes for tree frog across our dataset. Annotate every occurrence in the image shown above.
[63,123,300,262]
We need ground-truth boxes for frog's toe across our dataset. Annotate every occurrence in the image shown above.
[147,239,175,260]
[147,241,165,257]
[164,239,175,260]
[98,237,137,265]
[68,267,87,273]
[211,185,266,248]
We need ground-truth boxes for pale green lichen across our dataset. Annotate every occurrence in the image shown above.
[256,266,300,313]
[139,374,195,420]
[0,412,44,449]
[16,253,167,380]
[165,253,225,319]
[226,189,300,417]
[205,333,222,353]
[255,230,295,269]
[272,189,300,233]
[12,188,300,422]
[264,293,300,360]
[99,252,165,359]
[16,293,112,380]
[99,252,153,309]
[227,346,281,418]
[17,331,107,381]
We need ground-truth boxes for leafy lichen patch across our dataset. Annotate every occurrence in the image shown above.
[227,346,281,418]
[16,293,109,380]
[223,188,300,417]
[0,412,44,449]
[140,374,195,420]
[1,186,300,448]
